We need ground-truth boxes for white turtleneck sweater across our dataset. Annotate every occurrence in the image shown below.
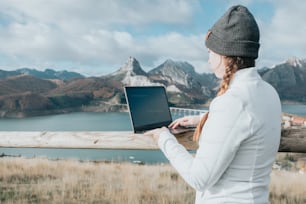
[158,68,281,203]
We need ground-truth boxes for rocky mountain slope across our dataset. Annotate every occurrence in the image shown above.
[259,57,306,102]
[104,57,218,106]
[148,59,217,105]
[0,56,305,118]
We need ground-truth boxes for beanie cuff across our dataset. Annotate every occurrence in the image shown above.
[205,32,260,59]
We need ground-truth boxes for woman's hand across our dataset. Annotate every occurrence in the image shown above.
[144,127,169,142]
[169,115,201,129]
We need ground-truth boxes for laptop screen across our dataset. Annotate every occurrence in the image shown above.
[125,86,173,133]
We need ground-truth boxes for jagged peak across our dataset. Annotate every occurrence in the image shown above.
[126,56,139,66]
[151,59,195,74]
[286,57,305,67]
[164,59,175,65]
[117,56,146,76]
[147,59,199,88]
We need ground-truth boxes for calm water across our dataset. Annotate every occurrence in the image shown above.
[0,105,305,131]
[0,111,193,163]
[0,112,132,131]
[0,148,169,164]
[281,104,306,116]
[0,104,305,163]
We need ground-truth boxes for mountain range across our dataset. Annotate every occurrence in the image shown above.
[0,68,84,80]
[0,56,305,118]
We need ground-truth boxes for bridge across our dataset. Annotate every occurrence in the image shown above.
[169,107,207,116]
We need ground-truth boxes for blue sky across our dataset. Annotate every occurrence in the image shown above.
[0,0,305,76]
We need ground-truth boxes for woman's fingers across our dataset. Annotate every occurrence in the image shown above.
[169,120,180,129]
[169,118,189,129]
[169,115,201,129]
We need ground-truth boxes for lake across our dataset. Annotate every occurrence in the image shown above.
[0,104,305,163]
[1,104,305,131]
[0,110,197,164]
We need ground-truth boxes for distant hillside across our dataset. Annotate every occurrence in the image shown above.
[0,57,305,118]
[0,75,57,95]
[259,57,306,102]
[0,68,84,80]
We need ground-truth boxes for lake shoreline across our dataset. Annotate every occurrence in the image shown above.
[0,102,305,119]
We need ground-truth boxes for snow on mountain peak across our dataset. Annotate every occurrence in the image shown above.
[286,57,303,67]
[149,59,196,87]
[110,56,147,77]
[120,56,146,75]
[109,56,160,86]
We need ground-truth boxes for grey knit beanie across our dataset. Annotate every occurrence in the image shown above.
[205,5,260,59]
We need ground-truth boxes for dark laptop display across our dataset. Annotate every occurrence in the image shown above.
[125,86,173,133]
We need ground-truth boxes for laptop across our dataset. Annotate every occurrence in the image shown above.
[124,86,194,134]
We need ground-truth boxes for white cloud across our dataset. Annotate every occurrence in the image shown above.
[0,0,198,75]
[77,31,208,74]
[259,0,306,66]
[0,0,305,76]
[147,33,205,59]
[143,33,208,72]
[0,0,193,28]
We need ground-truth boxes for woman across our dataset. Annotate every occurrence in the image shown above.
[145,5,282,203]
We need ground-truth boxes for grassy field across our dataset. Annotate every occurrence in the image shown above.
[0,157,305,204]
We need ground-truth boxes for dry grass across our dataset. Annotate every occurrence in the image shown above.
[0,157,305,204]
[0,157,194,204]
[270,170,306,204]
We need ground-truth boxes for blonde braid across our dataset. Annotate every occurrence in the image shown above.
[217,57,238,96]
[193,57,239,142]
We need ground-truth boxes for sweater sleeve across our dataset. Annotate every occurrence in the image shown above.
[158,94,251,192]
